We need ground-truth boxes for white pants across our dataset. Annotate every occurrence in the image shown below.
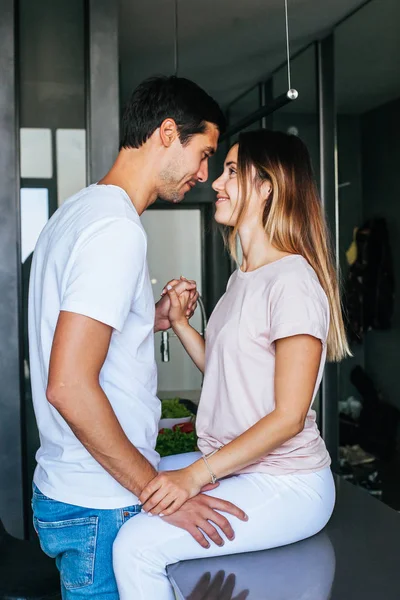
[113,452,335,600]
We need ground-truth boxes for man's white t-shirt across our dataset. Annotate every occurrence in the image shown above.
[29,184,160,509]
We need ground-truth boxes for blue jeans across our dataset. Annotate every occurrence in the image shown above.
[32,484,141,599]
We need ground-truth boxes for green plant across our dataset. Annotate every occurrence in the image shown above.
[161,398,192,419]
[156,426,198,457]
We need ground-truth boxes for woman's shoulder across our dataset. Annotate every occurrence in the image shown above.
[268,256,330,342]
[271,254,320,283]
[268,255,328,306]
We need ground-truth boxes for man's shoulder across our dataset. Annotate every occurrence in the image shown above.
[37,185,145,259]
[60,184,143,233]
[73,184,134,219]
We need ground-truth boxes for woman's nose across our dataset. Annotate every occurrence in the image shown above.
[212,175,224,192]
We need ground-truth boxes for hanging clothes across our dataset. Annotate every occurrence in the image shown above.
[346,227,358,266]
[344,218,395,343]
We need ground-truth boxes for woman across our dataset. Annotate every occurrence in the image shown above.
[113,130,349,599]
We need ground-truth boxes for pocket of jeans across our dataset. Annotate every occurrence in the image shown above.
[33,516,98,590]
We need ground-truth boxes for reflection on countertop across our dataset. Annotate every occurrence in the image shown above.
[168,477,400,600]
[169,530,335,600]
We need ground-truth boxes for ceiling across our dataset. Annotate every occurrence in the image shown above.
[119,0,400,116]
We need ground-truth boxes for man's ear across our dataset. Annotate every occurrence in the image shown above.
[159,118,179,148]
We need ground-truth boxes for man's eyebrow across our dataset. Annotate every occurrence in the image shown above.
[205,146,216,156]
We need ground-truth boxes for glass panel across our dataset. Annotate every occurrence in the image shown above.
[335,0,400,507]
[56,129,87,205]
[20,188,49,262]
[20,128,53,179]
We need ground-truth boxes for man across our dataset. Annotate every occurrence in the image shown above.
[30,76,247,598]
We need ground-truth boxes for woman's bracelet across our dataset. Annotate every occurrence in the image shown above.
[202,449,219,484]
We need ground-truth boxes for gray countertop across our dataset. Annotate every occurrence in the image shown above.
[168,476,400,600]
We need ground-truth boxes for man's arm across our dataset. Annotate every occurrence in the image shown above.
[47,311,248,547]
[46,311,157,496]
[47,311,248,546]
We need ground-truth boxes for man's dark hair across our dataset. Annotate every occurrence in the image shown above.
[120,76,226,149]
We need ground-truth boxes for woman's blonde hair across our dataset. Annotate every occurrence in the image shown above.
[224,129,350,362]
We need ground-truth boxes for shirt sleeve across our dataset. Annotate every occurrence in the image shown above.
[61,218,147,332]
[269,275,329,345]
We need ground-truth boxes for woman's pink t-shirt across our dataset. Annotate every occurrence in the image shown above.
[196,254,331,475]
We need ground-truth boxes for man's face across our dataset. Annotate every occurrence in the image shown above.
[158,123,219,203]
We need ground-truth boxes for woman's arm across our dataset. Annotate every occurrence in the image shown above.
[167,285,206,373]
[139,333,322,515]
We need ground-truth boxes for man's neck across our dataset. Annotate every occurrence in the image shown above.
[98,148,159,215]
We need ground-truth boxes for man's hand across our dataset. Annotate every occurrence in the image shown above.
[188,571,249,600]
[162,493,248,549]
[154,277,199,332]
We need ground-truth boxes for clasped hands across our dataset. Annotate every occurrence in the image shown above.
[154,275,198,332]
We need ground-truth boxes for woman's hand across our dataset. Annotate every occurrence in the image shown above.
[155,277,198,332]
[167,282,192,330]
[139,464,207,516]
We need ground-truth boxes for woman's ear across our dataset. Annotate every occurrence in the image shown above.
[260,180,273,201]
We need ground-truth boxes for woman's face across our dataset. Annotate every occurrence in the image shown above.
[212,145,240,227]
[212,144,270,227]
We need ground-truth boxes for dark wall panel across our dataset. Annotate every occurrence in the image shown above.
[0,0,24,538]
[19,0,85,129]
